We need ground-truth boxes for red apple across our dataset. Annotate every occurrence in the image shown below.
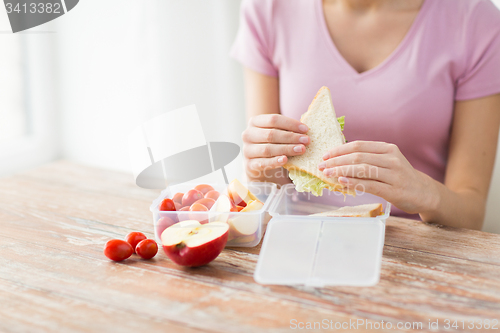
[209,194,238,223]
[227,179,258,207]
[182,189,204,207]
[161,220,229,267]
[228,199,264,239]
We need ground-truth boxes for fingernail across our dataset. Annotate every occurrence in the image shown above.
[293,145,303,153]
[318,162,325,170]
[299,124,308,133]
[323,152,330,160]
[338,176,349,184]
[299,136,308,144]
[277,156,284,163]
[323,168,333,176]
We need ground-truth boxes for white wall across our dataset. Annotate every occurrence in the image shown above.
[54,0,245,184]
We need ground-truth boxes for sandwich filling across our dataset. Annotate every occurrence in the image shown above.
[288,116,346,197]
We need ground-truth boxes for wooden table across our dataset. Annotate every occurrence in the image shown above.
[1,161,500,333]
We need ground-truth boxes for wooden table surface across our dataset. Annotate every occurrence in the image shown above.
[1,161,500,333]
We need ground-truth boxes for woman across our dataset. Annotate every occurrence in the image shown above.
[230,0,500,229]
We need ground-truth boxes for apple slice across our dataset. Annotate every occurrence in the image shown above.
[227,199,264,240]
[227,179,258,207]
[161,220,229,267]
[209,194,237,223]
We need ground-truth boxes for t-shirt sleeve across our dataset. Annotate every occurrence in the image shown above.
[229,0,278,77]
[455,0,500,101]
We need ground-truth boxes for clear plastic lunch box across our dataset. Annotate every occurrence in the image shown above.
[150,182,278,248]
[254,184,391,287]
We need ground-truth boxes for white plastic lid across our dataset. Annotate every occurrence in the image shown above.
[254,218,385,287]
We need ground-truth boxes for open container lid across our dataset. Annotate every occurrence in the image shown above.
[254,185,390,287]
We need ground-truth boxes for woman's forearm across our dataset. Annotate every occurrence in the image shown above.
[418,172,485,230]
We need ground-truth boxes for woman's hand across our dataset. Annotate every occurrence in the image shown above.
[242,114,310,174]
[318,141,438,214]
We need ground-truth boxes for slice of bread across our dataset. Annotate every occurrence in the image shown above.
[284,86,356,196]
[310,203,383,217]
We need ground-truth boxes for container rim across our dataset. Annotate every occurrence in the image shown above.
[268,183,391,221]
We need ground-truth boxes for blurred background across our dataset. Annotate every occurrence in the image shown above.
[1,0,500,233]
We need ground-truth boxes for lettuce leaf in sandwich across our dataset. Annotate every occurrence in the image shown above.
[287,116,346,197]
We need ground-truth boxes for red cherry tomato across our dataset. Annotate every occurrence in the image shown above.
[125,231,147,253]
[178,206,191,221]
[135,239,158,259]
[204,190,220,201]
[104,239,134,261]
[193,198,215,210]
[182,190,204,207]
[159,198,176,211]
[189,203,209,224]
[172,192,184,204]
[156,217,177,240]
[194,184,215,195]
[189,203,208,211]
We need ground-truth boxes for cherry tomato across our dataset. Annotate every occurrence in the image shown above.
[193,198,215,210]
[178,206,191,221]
[135,239,158,259]
[236,205,245,212]
[204,190,220,201]
[156,217,177,240]
[172,192,184,204]
[125,232,147,253]
[189,203,208,211]
[194,184,214,195]
[182,190,204,207]
[104,239,134,261]
[159,198,176,211]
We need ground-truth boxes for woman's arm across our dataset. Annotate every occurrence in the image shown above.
[419,94,500,229]
[242,68,309,185]
[319,93,500,229]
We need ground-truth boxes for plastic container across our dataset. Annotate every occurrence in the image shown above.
[150,182,278,247]
[254,184,391,287]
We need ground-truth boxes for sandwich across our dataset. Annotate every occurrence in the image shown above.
[310,204,383,217]
[284,86,356,197]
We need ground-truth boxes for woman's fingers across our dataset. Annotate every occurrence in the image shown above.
[336,177,392,198]
[243,143,306,159]
[249,114,308,133]
[247,156,288,171]
[242,127,309,145]
[322,164,393,184]
[323,141,399,160]
[318,152,395,170]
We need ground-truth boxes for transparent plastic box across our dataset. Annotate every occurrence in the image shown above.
[150,182,278,248]
[254,184,391,287]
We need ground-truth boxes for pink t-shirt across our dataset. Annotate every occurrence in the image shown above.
[230,0,500,218]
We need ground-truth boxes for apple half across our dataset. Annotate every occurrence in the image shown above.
[227,179,258,207]
[161,220,229,267]
[227,199,264,242]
